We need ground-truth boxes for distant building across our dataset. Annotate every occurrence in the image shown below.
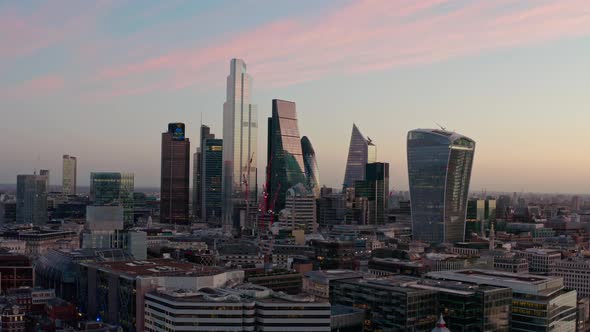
[279,183,317,234]
[301,136,320,198]
[310,240,355,270]
[192,125,214,220]
[62,155,77,196]
[354,162,389,225]
[222,59,258,233]
[201,137,223,224]
[40,169,50,190]
[516,248,561,275]
[16,174,48,225]
[303,270,363,300]
[0,253,34,294]
[407,129,475,243]
[245,269,303,295]
[343,124,376,189]
[552,258,590,298]
[90,172,134,226]
[160,123,190,225]
[267,99,306,212]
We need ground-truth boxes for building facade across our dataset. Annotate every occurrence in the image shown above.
[160,123,190,224]
[16,174,47,225]
[193,125,215,220]
[301,136,320,198]
[222,58,258,232]
[342,124,376,189]
[407,129,475,243]
[62,154,77,195]
[267,99,306,212]
[90,172,134,226]
[201,137,223,224]
[354,162,389,225]
[551,258,590,298]
[279,183,317,234]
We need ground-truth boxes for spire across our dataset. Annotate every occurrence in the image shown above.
[432,314,451,332]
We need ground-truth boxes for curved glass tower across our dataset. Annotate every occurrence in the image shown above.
[343,124,376,189]
[301,136,320,198]
[407,129,475,243]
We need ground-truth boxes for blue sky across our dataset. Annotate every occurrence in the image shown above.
[1,0,590,193]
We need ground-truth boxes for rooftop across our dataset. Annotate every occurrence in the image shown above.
[82,259,226,277]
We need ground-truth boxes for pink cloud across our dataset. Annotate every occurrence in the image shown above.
[0,75,64,99]
[87,0,590,98]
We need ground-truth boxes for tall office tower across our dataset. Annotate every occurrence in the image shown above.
[161,123,190,225]
[301,136,320,198]
[90,172,134,226]
[193,125,215,220]
[222,58,258,232]
[407,129,475,243]
[280,183,318,234]
[201,137,223,224]
[354,162,389,225]
[267,99,306,212]
[343,124,376,189]
[39,169,50,190]
[16,174,48,225]
[62,155,77,195]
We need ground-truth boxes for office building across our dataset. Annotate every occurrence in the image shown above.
[62,155,77,195]
[310,240,355,270]
[0,253,34,293]
[16,174,48,225]
[40,169,50,190]
[222,58,258,232]
[552,258,590,298]
[267,99,306,212]
[301,136,320,198]
[193,125,215,220]
[354,162,389,225]
[279,183,317,234]
[516,248,561,275]
[90,172,134,226]
[2,229,79,258]
[343,124,376,189]
[427,269,577,332]
[303,270,363,300]
[79,259,243,332]
[161,123,190,224]
[201,136,223,224]
[407,129,475,243]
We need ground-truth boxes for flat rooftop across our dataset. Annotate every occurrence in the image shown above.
[83,259,226,277]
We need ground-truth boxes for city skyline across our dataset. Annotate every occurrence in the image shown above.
[2,1,590,193]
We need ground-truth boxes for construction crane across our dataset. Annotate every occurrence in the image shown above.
[242,152,254,232]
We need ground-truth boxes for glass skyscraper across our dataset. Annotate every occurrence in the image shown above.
[301,136,320,198]
[354,162,389,225]
[343,124,376,189]
[267,99,306,212]
[193,125,215,220]
[201,137,223,224]
[160,123,190,225]
[407,129,475,243]
[222,58,258,232]
[16,174,48,225]
[89,172,134,226]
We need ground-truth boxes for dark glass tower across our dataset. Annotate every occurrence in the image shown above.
[343,124,376,189]
[407,129,475,243]
[89,172,134,226]
[201,138,223,224]
[161,123,190,224]
[267,100,306,212]
[354,162,389,225]
[193,125,215,220]
[301,136,320,198]
[16,174,48,225]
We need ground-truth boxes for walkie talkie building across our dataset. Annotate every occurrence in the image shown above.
[407,129,475,243]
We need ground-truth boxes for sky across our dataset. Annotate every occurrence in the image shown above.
[1,0,590,193]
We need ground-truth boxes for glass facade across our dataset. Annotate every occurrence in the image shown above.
[222,58,258,231]
[267,99,306,212]
[301,136,320,198]
[160,123,190,225]
[90,172,134,226]
[354,162,389,225]
[407,129,475,243]
[193,125,215,220]
[343,124,375,189]
[16,174,48,225]
[202,138,223,223]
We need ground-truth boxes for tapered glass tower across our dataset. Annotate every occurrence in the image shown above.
[222,59,257,232]
[267,99,306,212]
[301,136,320,198]
[407,129,475,243]
[343,124,376,189]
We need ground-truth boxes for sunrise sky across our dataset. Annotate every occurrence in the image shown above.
[1,0,590,193]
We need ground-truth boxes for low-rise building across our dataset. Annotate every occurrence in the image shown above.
[552,257,590,298]
[303,270,363,300]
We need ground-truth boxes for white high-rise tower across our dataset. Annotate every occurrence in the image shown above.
[222,59,257,232]
[62,155,77,195]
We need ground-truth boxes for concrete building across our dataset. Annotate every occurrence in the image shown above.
[62,155,77,195]
[1,229,79,258]
[279,183,317,234]
[303,270,363,300]
[79,259,244,332]
[552,258,590,298]
[0,253,34,294]
[16,174,48,225]
[517,248,561,274]
[427,269,577,331]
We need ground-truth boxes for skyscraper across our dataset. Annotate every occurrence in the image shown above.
[267,99,306,212]
[161,123,190,225]
[301,136,320,198]
[90,172,134,226]
[201,137,223,223]
[407,129,475,243]
[354,162,389,225]
[39,169,50,190]
[222,58,258,232]
[62,155,77,195]
[16,174,48,225]
[343,124,376,189]
[193,125,215,220]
